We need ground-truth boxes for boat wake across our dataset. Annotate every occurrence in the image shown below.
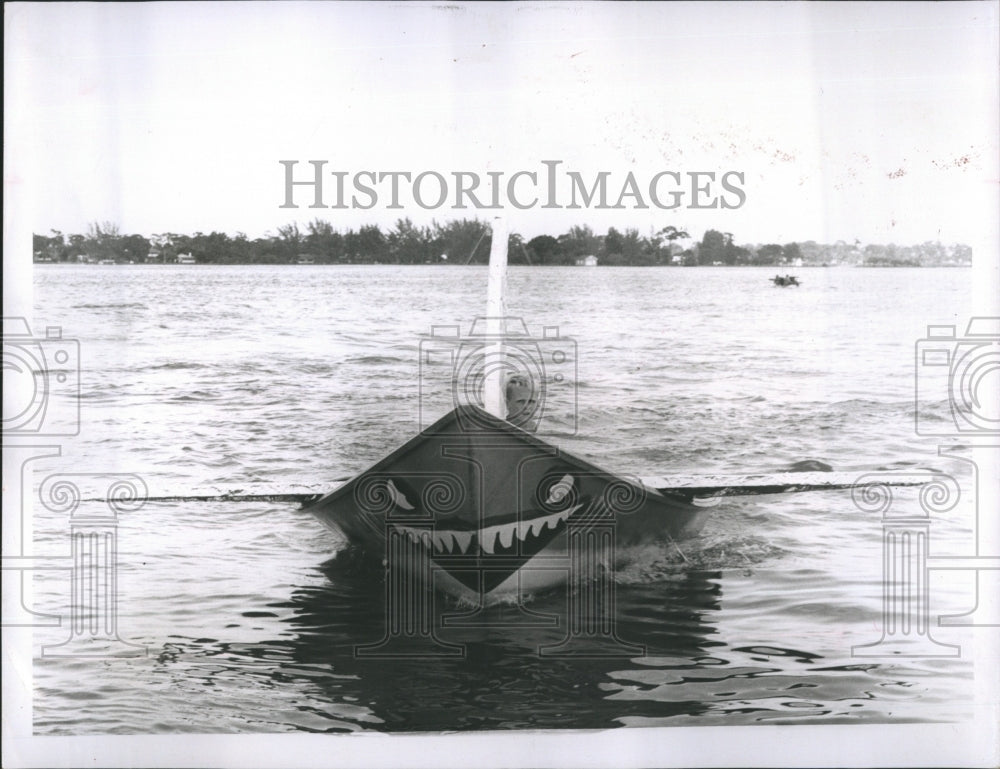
[614,535,786,583]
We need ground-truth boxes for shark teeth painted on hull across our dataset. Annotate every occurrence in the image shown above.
[480,530,499,555]
[393,504,583,556]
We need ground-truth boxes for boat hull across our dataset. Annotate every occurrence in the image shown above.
[304,406,709,600]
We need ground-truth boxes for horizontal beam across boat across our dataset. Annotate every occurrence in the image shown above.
[640,471,935,498]
[78,482,338,506]
[75,472,936,506]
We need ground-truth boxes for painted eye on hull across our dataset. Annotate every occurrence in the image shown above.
[545,474,574,505]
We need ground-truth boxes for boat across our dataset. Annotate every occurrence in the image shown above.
[772,274,800,287]
[302,403,711,602]
[301,218,716,603]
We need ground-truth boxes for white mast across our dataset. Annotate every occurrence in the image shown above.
[483,217,508,420]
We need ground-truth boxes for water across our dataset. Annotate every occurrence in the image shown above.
[26,264,979,733]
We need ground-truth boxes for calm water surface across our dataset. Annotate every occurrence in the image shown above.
[29,265,978,732]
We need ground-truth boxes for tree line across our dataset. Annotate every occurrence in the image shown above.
[33,219,972,267]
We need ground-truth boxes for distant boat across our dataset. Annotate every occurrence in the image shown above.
[97,259,116,265]
[296,257,315,265]
[772,274,800,287]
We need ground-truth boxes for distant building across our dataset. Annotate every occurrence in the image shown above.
[176,252,196,264]
[574,255,598,266]
[146,250,162,263]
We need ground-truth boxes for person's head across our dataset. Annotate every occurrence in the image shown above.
[505,373,538,426]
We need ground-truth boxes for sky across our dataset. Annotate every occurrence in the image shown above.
[5,2,999,247]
